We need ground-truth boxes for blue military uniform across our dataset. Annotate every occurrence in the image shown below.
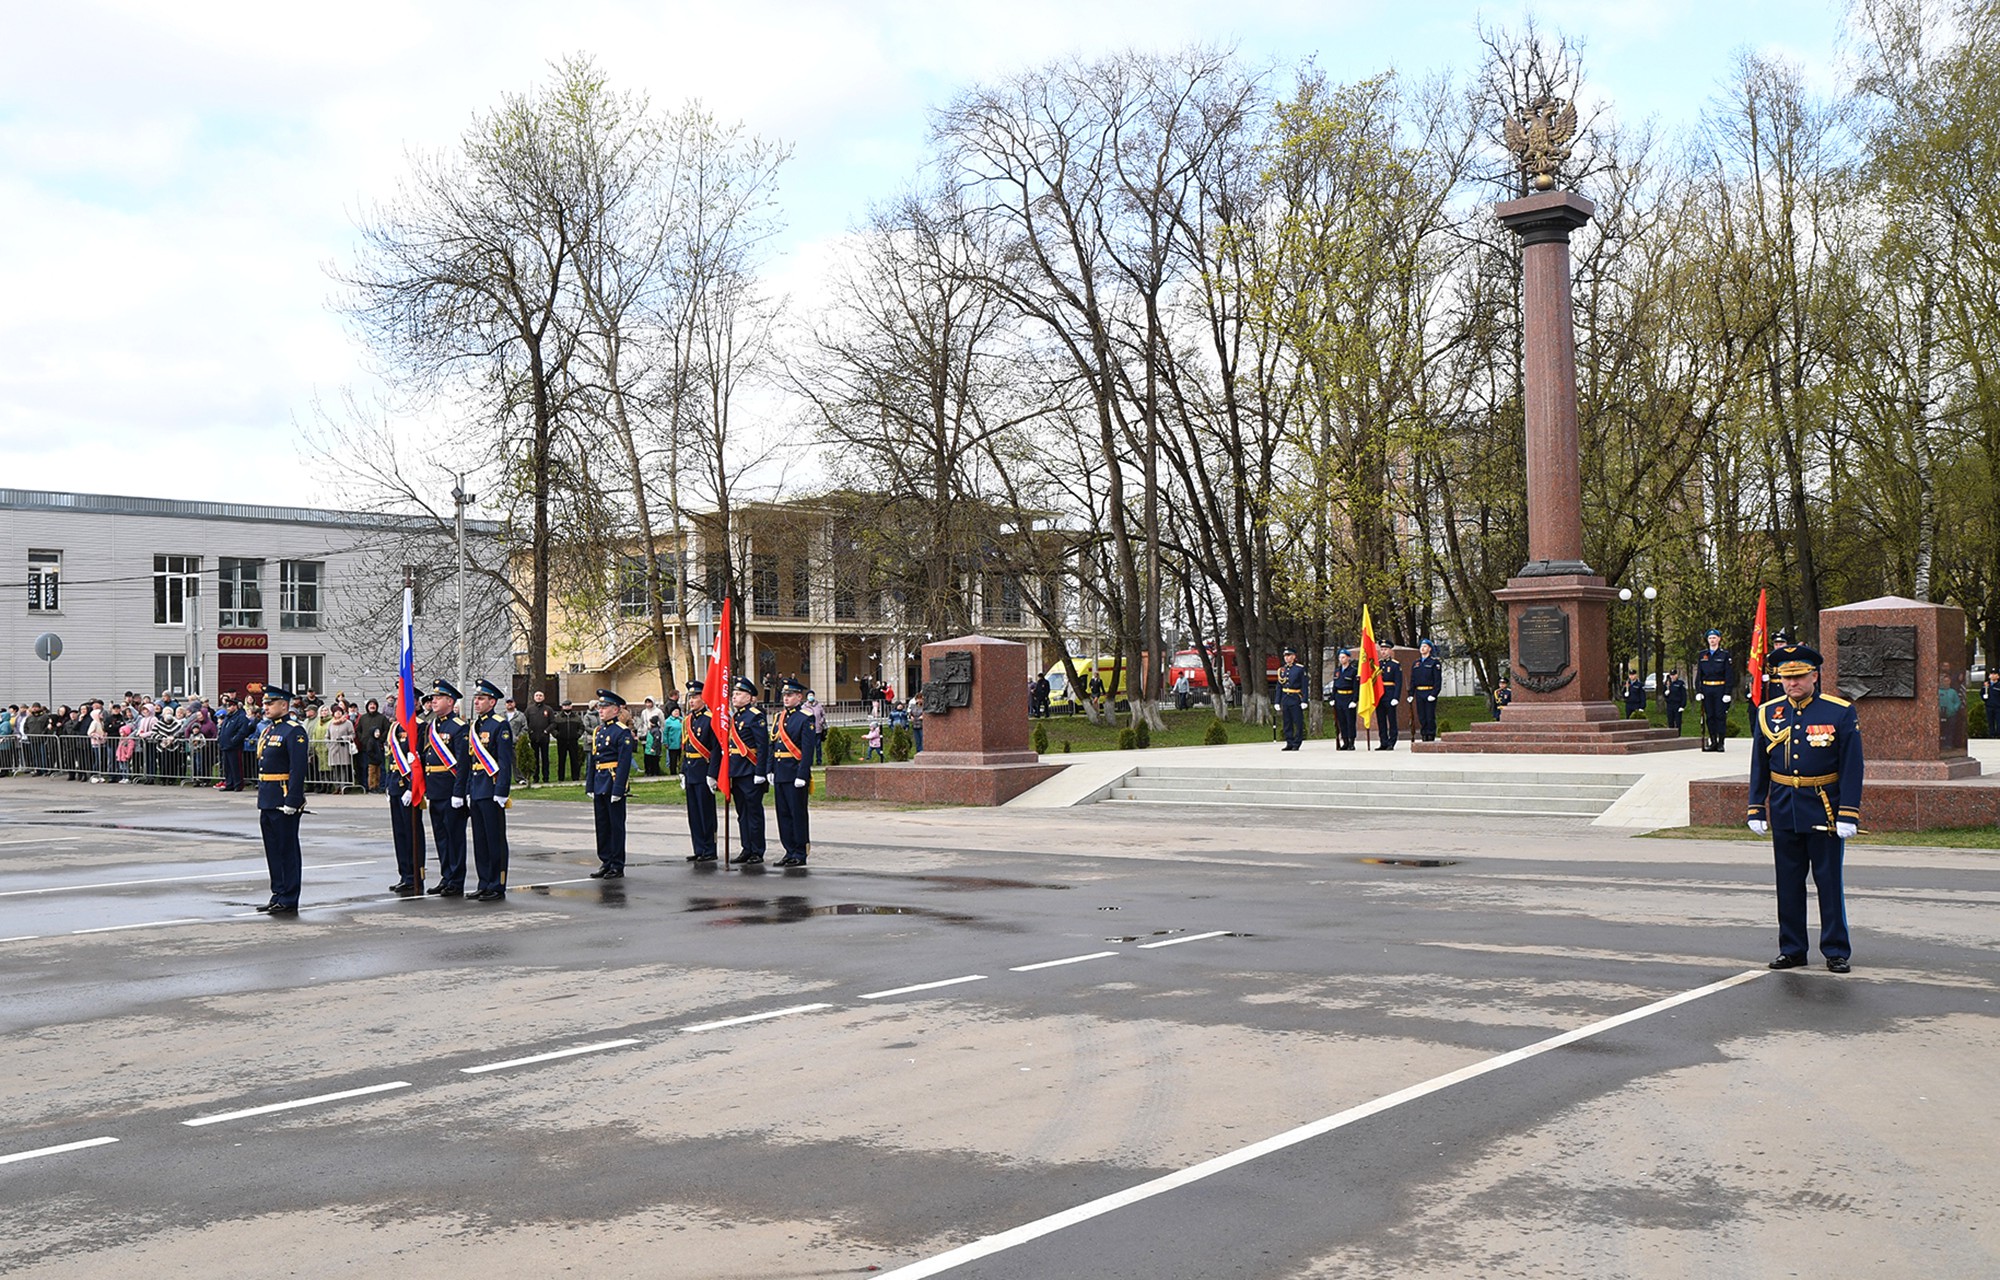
[467,679,513,900]
[1981,675,2000,739]
[680,680,721,862]
[1623,674,1647,717]
[588,690,635,878]
[1376,655,1404,750]
[422,680,472,895]
[1328,654,1360,750]
[1749,642,1863,971]
[1276,649,1308,751]
[386,715,426,894]
[715,676,772,863]
[253,687,309,914]
[217,702,252,791]
[1410,642,1443,742]
[1663,674,1688,732]
[1695,631,1736,752]
[772,677,818,866]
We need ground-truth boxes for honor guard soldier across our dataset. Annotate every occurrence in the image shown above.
[1761,630,1794,704]
[1662,672,1688,733]
[386,711,427,895]
[772,677,818,866]
[422,679,472,896]
[588,690,634,878]
[1328,649,1360,750]
[679,679,721,862]
[1748,641,1863,972]
[1493,673,1512,717]
[1410,639,1443,742]
[1695,628,1736,751]
[1622,669,1647,717]
[1983,670,2000,739]
[1276,646,1308,750]
[467,679,513,901]
[718,676,772,864]
[254,685,309,915]
[1376,649,1404,750]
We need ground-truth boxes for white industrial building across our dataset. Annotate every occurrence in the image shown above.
[2,489,508,707]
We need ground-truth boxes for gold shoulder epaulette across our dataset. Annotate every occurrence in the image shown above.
[1820,694,1852,708]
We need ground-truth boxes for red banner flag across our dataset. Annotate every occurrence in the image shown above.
[1747,588,1769,705]
[1357,605,1383,729]
[705,599,733,802]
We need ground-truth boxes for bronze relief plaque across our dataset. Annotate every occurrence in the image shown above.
[1517,607,1570,676]
[1834,625,1917,699]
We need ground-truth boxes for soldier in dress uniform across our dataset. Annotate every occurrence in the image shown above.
[466,678,513,901]
[716,675,772,864]
[1694,628,1736,752]
[1409,639,1443,742]
[1275,646,1308,751]
[1748,641,1863,973]
[254,685,309,915]
[1983,670,2000,739]
[1328,649,1360,750]
[679,679,721,863]
[1376,649,1404,750]
[1760,630,1794,704]
[1493,672,1512,717]
[386,706,426,896]
[421,679,471,896]
[1622,669,1647,717]
[1662,672,1688,733]
[588,690,634,879]
[772,677,818,867]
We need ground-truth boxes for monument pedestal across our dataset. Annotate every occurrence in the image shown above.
[827,635,1066,807]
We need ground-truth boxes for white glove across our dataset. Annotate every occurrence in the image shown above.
[703,775,715,791]
[1748,819,1768,836]
[498,794,511,810]
[280,805,300,816]
[610,795,623,804]
[400,790,412,806]
[450,795,465,809]
[794,778,806,789]
[1723,695,1732,703]
[754,775,767,786]
[1836,820,1857,839]
[1427,695,1435,702]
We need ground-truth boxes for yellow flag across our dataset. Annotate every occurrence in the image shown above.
[1357,606,1382,729]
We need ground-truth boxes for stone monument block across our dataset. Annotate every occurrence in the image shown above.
[1822,597,1980,781]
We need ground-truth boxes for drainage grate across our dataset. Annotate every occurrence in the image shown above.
[1358,857,1461,868]
[44,808,88,815]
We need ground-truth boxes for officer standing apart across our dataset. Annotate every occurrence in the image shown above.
[1748,641,1863,972]
[254,686,309,915]
[1329,649,1360,751]
[1376,649,1404,750]
[588,691,634,879]
[1276,646,1308,751]
[387,709,427,896]
[772,677,818,867]
[1663,672,1688,733]
[467,679,513,901]
[1410,639,1443,742]
[422,679,471,897]
[1623,669,1647,717]
[217,696,251,792]
[679,679,720,863]
[1695,628,1736,752]
[717,676,772,864]
[1981,669,2000,738]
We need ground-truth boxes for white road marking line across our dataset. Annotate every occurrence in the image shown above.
[1136,931,1232,950]
[70,918,205,935]
[460,1039,642,1074]
[878,968,1769,1278]
[680,1003,835,1033]
[0,934,45,944]
[1009,950,1119,972]
[182,1081,413,1127]
[0,836,82,847]
[861,975,989,1000]
[0,860,373,898]
[0,1136,119,1166]
[517,877,597,889]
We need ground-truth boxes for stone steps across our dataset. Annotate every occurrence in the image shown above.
[1095,764,1643,818]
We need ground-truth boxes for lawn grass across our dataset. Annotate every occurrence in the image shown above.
[1028,696,1496,753]
[1645,823,2000,850]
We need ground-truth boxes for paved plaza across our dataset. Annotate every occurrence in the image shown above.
[2,765,1996,1278]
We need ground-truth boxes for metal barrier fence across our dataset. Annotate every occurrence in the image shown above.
[0,732,385,794]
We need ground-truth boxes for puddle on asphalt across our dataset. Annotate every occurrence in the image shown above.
[839,872,1071,892]
[1358,857,1462,868]
[682,895,981,927]
[524,884,627,907]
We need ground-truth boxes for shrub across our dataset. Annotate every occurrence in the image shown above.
[1969,696,1986,740]
[1202,719,1229,746]
[1032,724,1050,755]
[1060,739,1072,753]
[1628,710,1648,720]
[1133,720,1151,749]
[886,726,915,761]
[824,726,852,766]
[1440,720,1458,735]
[1117,727,1138,750]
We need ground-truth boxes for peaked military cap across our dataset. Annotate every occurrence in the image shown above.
[684,678,704,694]
[733,675,759,696]
[1282,645,1298,656]
[1418,637,1435,649]
[1705,628,1723,640]
[782,676,807,694]
[474,678,505,699]
[597,688,626,707]
[263,685,293,701]
[431,678,462,701]
[1769,642,1823,678]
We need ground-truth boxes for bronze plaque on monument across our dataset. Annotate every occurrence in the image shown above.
[1517,607,1570,675]
[1834,625,1917,699]
[921,649,975,714]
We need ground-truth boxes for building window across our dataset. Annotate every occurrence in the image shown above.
[154,653,191,695]
[753,555,780,619]
[28,550,60,613]
[218,558,263,629]
[279,560,323,630]
[999,575,1023,625]
[616,555,678,618]
[281,654,324,695]
[153,555,200,625]
[790,560,811,620]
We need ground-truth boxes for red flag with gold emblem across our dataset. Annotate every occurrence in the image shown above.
[705,598,733,803]
[1747,589,1769,705]
[1357,605,1383,729]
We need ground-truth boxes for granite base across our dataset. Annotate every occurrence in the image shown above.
[1689,776,2000,831]
[827,761,1068,807]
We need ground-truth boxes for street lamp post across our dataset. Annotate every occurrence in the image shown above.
[452,476,476,701]
[1618,585,1659,692]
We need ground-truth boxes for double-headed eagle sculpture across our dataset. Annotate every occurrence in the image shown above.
[1503,95,1578,192]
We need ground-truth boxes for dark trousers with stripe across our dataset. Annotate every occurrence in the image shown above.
[774,766,810,858]
[1280,700,1304,748]
[1773,827,1849,961]
[470,798,509,893]
[428,800,469,888]
[1377,703,1400,749]
[1415,696,1438,741]
[1700,694,1729,746]
[260,807,302,906]
[731,785,766,856]
[593,793,626,871]
[683,766,717,857]
[390,790,426,884]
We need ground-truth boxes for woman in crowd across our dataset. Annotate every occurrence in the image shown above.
[327,704,356,791]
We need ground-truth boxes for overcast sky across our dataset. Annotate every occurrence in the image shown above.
[0,0,1851,505]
